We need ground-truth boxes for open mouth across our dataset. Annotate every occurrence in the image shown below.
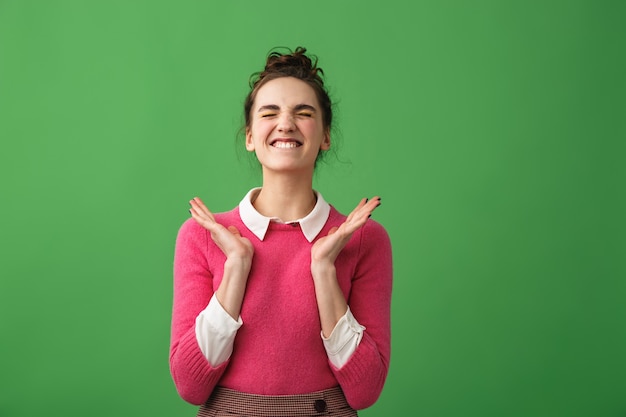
[270,139,302,149]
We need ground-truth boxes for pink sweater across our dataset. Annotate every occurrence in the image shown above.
[170,205,392,410]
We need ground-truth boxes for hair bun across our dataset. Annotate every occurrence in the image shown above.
[250,47,325,89]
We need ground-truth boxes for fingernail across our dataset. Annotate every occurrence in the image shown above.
[365,198,369,203]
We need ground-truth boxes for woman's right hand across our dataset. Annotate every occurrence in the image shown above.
[189,197,254,266]
[189,197,254,319]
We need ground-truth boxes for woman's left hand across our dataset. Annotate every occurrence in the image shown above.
[311,197,381,269]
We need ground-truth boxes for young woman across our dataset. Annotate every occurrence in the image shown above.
[170,47,393,417]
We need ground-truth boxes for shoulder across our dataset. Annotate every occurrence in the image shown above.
[362,218,390,240]
[175,218,207,252]
[359,218,392,254]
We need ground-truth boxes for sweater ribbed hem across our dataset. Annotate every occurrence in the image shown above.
[332,336,387,409]
[172,330,228,405]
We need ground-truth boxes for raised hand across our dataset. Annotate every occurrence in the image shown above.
[189,197,254,319]
[310,196,381,337]
[189,197,254,263]
[311,197,381,269]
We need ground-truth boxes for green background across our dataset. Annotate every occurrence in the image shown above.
[1,1,625,416]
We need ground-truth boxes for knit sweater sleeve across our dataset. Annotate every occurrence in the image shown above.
[331,219,393,410]
[169,218,229,405]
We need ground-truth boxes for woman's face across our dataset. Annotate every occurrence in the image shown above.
[246,77,330,175]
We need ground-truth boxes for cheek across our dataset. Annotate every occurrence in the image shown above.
[298,119,321,134]
[247,126,265,146]
[252,120,274,136]
[309,123,327,141]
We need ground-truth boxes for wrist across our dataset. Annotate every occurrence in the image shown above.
[310,260,336,279]
[224,256,252,277]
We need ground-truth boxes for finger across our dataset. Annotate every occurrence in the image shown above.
[343,196,382,234]
[363,196,382,216]
[345,198,369,223]
[349,197,378,220]
[189,208,216,232]
[188,204,205,221]
[189,197,204,214]
[190,197,216,223]
[189,201,221,234]
[359,196,381,216]
[327,226,339,235]
[189,203,212,224]
[191,197,214,217]
[358,197,379,215]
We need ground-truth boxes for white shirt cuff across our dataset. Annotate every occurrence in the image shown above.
[195,294,242,366]
[321,307,365,368]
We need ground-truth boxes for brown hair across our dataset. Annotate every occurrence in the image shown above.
[244,47,333,133]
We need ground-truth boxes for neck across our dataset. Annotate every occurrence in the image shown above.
[253,171,316,222]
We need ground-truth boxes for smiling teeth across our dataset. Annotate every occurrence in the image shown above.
[273,142,299,148]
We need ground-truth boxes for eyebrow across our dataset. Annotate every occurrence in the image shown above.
[257,104,317,113]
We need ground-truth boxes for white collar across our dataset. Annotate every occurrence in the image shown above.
[238,188,331,242]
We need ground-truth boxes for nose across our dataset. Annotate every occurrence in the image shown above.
[276,113,295,133]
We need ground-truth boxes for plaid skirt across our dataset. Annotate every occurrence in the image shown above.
[196,386,357,417]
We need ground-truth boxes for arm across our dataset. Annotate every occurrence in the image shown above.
[311,198,381,336]
[331,220,392,409]
[189,197,254,320]
[311,198,393,409]
[170,218,227,405]
[169,198,253,405]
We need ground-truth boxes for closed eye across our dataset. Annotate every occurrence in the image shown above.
[257,104,280,117]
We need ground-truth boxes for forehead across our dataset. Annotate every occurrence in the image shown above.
[253,77,319,109]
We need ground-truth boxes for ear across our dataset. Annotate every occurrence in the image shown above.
[245,127,255,151]
[320,129,331,151]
